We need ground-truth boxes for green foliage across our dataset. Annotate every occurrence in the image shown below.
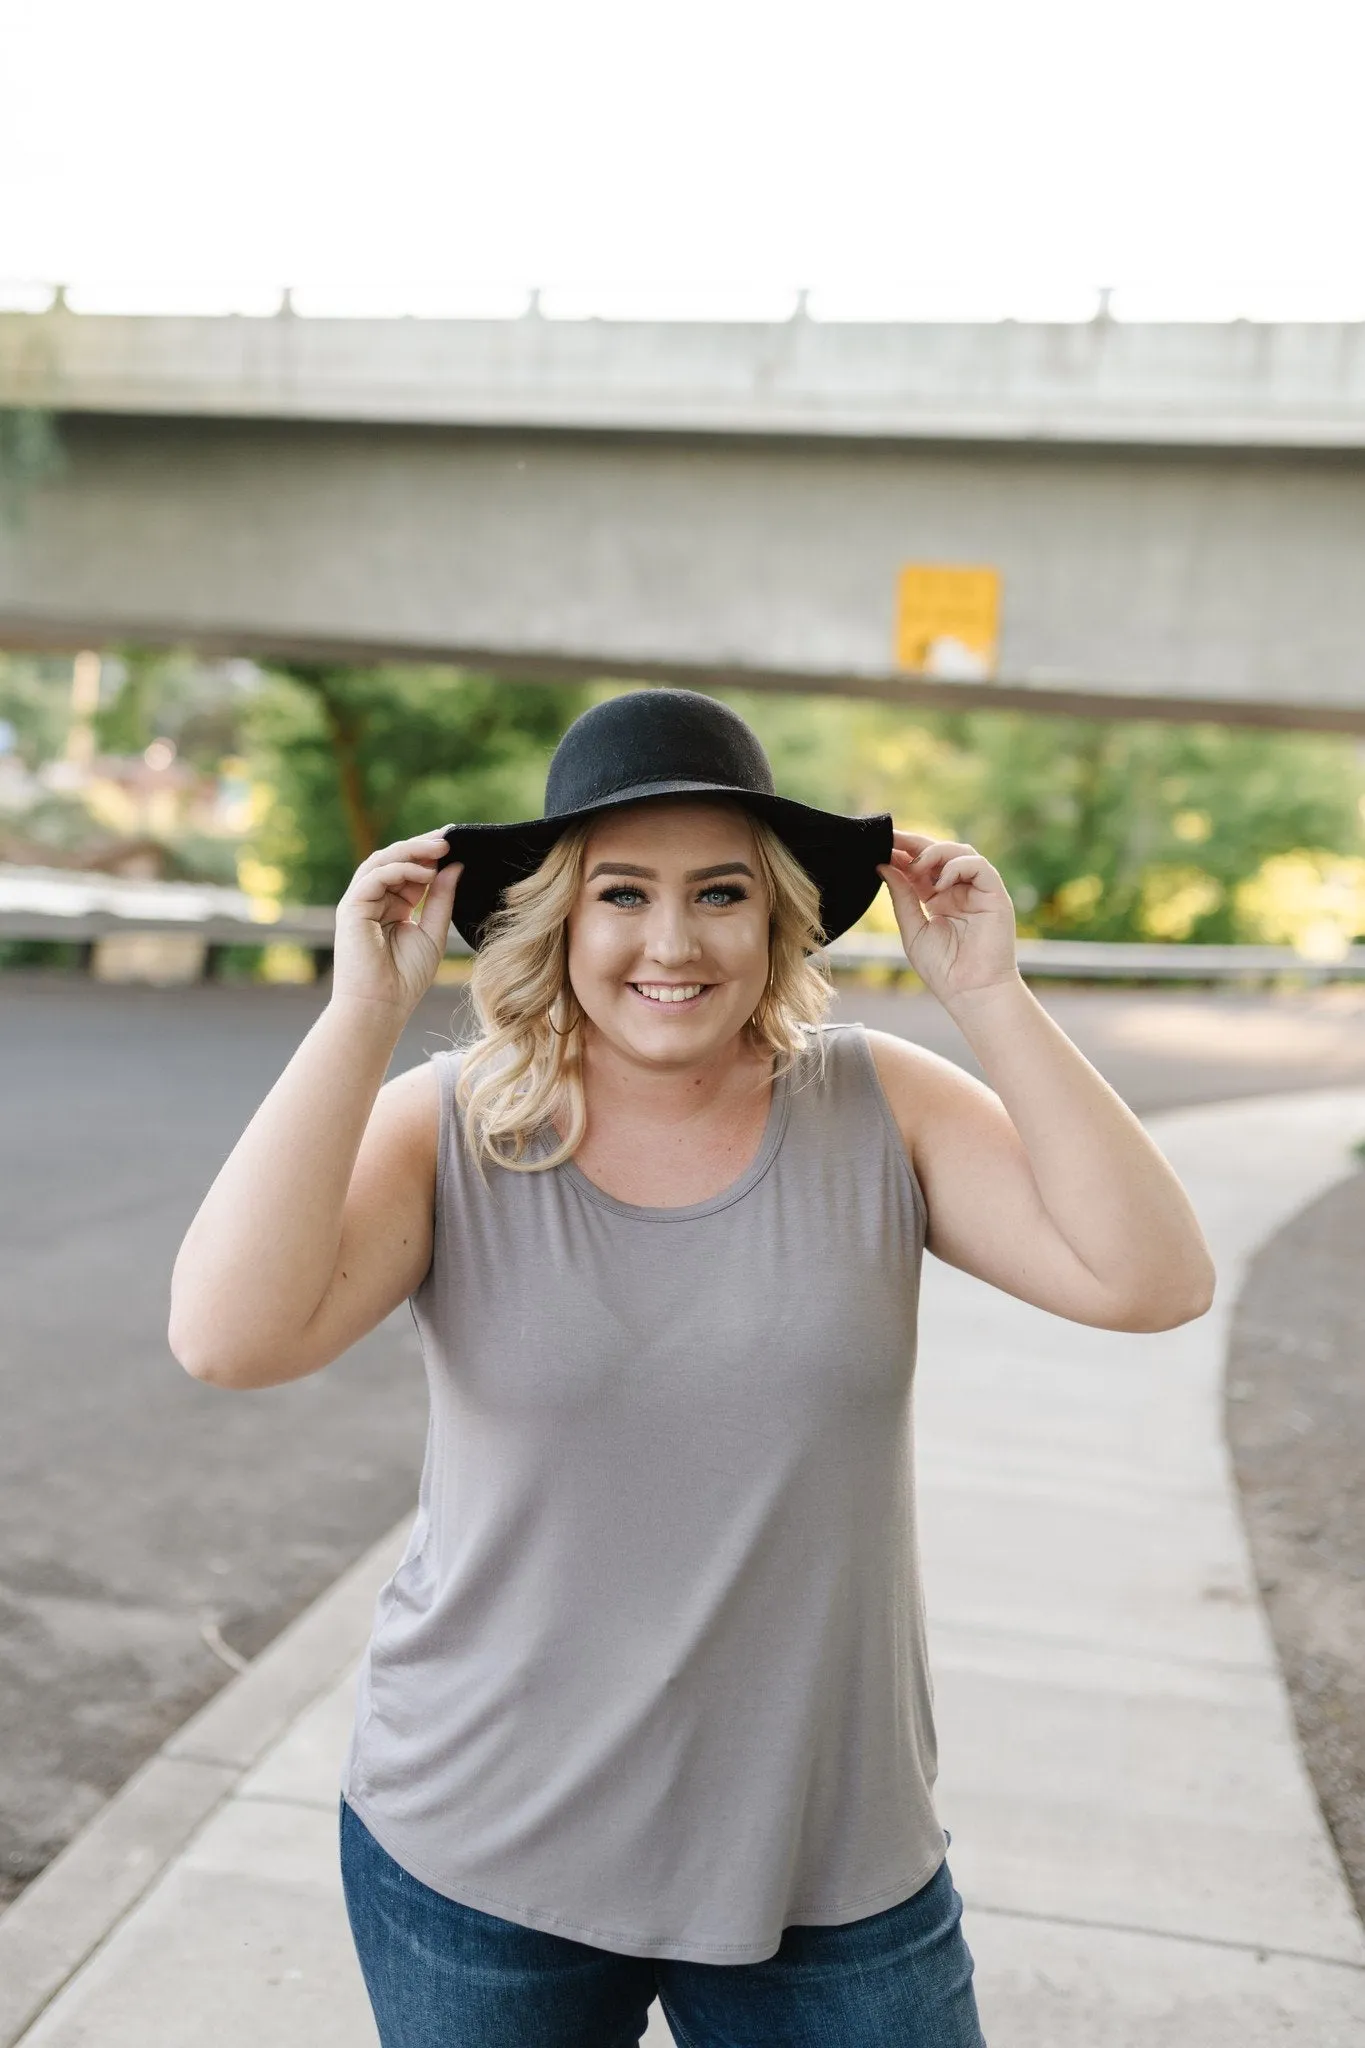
[957,714,1364,942]
[244,663,588,907]
[6,643,1363,951]
[92,656,157,758]
[0,652,75,766]
[207,943,269,982]
[92,647,259,769]
[0,938,86,971]
[719,690,1365,943]
[164,830,243,887]
[0,645,258,772]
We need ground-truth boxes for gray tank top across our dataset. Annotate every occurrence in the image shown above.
[340,1020,945,1963]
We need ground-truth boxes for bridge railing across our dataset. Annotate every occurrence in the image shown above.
[2,864,1362,984]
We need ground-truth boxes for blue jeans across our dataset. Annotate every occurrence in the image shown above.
[340,1794,986,2046]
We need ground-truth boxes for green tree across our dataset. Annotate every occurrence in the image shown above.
[91,646,260,769]
[960,714,1365,942]
[719,690,1365,944]
[244,663,588,906]
[0,651,76,765]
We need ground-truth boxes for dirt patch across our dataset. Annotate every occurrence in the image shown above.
[1226,1162,1365,1919]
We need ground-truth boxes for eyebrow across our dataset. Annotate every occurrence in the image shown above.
[585,861,756,883]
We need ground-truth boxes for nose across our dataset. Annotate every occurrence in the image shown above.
[641,895,703,968]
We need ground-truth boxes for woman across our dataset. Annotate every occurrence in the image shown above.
[169,689,1215,2047]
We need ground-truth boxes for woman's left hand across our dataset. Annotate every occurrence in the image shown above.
[877,831,1021,1007]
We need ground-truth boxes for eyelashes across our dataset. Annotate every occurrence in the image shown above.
[596,884,750,909]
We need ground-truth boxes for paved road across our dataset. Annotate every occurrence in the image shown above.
[3,968,1365,1908]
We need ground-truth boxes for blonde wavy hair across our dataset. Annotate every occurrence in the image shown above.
[455,799,833,1174]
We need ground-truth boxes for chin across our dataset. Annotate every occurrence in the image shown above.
[599,995,746,1059]
[623,1020,730,1057]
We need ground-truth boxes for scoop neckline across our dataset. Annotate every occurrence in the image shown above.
[552,1057,794,1222]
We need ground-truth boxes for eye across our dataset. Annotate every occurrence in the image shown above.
[598,885,647,907]
[698,884,749,907]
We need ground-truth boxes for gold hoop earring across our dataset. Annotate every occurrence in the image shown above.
[547,989,581,1038]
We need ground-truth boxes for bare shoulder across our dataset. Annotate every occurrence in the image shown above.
[862,1025,983,1159]
[346,1053,442,1204]
[860,1024,990,1212]
[859,1025,1133,1328]
[371,1052,443,1162]
[281,1054,446,1381]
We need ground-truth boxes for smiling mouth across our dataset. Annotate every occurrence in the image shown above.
[630,982,710,1006]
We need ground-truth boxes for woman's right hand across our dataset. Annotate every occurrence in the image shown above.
[330,830,464,1017]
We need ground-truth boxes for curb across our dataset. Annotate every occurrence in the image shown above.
[0,1508,414,2048]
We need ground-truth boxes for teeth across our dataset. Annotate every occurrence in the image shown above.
[635,983,704,1003]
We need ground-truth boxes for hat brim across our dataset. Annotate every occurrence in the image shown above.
[436,781,893,950]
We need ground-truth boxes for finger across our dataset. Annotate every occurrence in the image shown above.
[930,855,988,892]
[885,847,951,895]
[876,863,928,938]
[348,860,448,904]
[410,859,463,941]
[400,851,461,899]
[368,834,450,865]
[406,850,462,881]
[404,856,463,915]
[354,860,447,904]
[910,841,974,871]
[358,831,452,872]
[877,860,926,906]
[892,827,970,852]
[355,859,448,887]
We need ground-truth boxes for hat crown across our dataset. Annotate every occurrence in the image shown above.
[544,690,776,818]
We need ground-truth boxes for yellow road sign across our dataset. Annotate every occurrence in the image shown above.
[895,564,1001,678]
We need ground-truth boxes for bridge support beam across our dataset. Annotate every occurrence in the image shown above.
[4,413,1365,735]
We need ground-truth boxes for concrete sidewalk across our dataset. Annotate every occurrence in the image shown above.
[4,1086,1365,2046]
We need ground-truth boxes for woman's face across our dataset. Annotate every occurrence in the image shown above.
[565,799,772,1068]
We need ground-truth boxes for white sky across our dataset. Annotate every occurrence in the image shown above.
[3,0,1364,319]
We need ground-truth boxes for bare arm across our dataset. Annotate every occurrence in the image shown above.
[940,977,1215,1324]
[168,828,463,1389]
[168,1002,433,1386]
[868,995,1216,1333]
[873,829,1216,1333]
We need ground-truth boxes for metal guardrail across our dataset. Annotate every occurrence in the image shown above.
[0,864,349,941]
[826,932,1365,981]
[4,864,1364,982]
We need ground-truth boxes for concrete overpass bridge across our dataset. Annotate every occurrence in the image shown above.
[4,303,1365,732]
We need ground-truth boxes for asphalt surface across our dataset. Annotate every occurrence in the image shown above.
[4,967,1365,1909]
[1227,1161,1365,1921]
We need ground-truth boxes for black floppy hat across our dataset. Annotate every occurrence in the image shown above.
[435,688,893,950]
